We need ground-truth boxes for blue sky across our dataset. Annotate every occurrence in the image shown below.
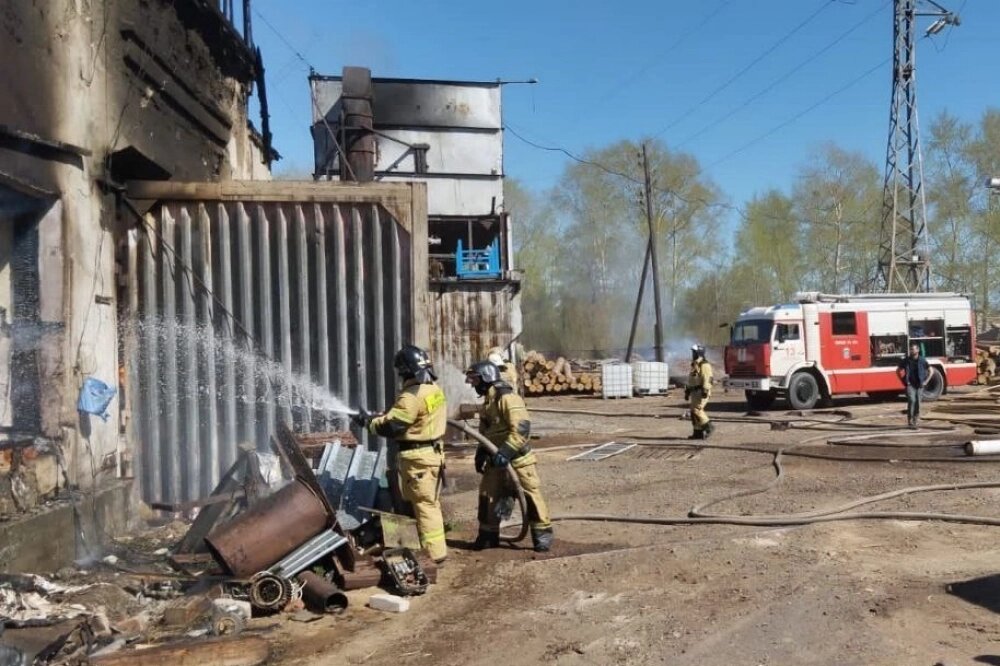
[251,0,995,216]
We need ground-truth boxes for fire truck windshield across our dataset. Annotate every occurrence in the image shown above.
[731,320,773,345]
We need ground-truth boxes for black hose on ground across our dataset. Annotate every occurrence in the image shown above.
[447,419,529,544]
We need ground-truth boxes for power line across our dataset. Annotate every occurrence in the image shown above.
[588,0,735,109]
[676,0,890,150]
[708,57,890,169]
[505,123,750,221]
[653,0,836,139]
[253,6,314,71]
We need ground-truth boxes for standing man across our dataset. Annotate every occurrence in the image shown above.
[354,345,448,564]
[685,345,714,440]
[897,343,931,428]
[465,361,553,553]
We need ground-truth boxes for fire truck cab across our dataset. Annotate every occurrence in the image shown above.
[724,292,977,410]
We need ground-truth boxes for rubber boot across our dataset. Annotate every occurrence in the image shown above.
[472,530,500,551]
[531,527,554,553]
[687,429,704,441]
[703,421,714,439]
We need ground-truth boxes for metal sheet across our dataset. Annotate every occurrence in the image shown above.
[314,440,386,532]
[311,78,501,129]
[379,176,502,218]
[566,442,637,462]
[129,188,422,504]
[428,281,522,412]
[375,129,503,177]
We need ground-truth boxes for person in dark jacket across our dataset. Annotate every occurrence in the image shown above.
[897,344,931,428]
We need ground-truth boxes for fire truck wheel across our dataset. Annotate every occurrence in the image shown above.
[922,367,944,401]
[787,372,819,410]
[745,390,776,410]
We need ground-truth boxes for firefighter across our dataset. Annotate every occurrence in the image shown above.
[465,361,553,552]
[353,345,448,563]
[487,346,519,390]
[684,344,714,440]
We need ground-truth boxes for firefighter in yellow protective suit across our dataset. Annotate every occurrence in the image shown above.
[487,346,519,392]
[465,361,553,552]
[354,345,448,563]
[685,344,714,440]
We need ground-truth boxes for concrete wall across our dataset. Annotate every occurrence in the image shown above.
[0,0,269,510]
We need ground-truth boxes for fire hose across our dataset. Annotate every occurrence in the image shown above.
[447,419,529,544]
[551,429,1000,529]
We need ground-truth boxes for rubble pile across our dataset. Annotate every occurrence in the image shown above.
[0,424,437,665]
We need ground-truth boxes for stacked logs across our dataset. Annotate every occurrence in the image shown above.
[520,351,602,395]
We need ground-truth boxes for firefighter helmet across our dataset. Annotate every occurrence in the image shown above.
[393,345,436,382]
[465,361,501,396]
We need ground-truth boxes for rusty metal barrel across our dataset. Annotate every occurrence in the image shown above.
[298,571,349,613]
[205,478,330,577]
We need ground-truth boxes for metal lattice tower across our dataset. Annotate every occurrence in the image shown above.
[874,0,959,293]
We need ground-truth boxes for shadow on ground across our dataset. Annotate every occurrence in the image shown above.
[948,574,1000,614]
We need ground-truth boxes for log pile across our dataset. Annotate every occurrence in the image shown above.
[520,351,602,395]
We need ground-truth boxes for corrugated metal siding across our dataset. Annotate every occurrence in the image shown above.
[128,199,414,504]
[428,281,522,406]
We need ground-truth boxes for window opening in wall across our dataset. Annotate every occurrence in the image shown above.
[428,216,505,280]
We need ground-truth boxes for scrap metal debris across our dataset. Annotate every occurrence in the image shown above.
[0,423,440,664]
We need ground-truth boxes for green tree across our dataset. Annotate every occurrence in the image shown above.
[793,144,881,293]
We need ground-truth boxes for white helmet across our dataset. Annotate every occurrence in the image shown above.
[487,349,504,366]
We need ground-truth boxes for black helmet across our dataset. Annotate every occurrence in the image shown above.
[394,345,436,382]
[691,344,706,361]
[465,361,500,396]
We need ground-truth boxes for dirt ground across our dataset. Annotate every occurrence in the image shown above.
[268,387,1000,666]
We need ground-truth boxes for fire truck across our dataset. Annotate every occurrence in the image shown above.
[724,292,978,410]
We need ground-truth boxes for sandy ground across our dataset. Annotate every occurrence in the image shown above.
[266,387,1000,666]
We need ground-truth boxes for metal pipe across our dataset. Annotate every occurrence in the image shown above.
[298,571,348,613]
[966,439,1000,456]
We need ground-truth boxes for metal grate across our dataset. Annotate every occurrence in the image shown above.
[566,442,637,462]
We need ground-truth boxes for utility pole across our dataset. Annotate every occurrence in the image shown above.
[874,0,960,293]
[642,143,665,362]
[624,239,652,362]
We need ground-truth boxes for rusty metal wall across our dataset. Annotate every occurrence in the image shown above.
[427,282,522,407]
[124,182,427,504]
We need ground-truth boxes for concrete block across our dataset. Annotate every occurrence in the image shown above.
[368,593,410,613]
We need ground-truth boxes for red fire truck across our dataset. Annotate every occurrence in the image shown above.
[724,292,978,410]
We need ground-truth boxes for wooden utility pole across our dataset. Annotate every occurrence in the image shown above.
[642,143,665,362]
[624,238,652,362]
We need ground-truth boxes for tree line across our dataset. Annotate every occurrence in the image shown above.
[508,109,1000,355]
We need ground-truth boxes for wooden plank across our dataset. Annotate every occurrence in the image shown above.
[88,636,269,666]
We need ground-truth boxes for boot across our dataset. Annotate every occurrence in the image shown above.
[472,530,500,551]
[687,429,704,441]
[531,527,554,553]
[703,421,714,439]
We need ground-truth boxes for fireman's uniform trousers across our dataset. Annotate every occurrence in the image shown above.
[398,443,447,561]
[369,379,448,562]
[689,388,710,428]
[478,456,551,540]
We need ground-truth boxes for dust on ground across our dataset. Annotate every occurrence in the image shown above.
[269,387,1000,666]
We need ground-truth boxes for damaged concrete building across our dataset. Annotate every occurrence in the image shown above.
[0,0,270,569]
[309,71,523,402]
